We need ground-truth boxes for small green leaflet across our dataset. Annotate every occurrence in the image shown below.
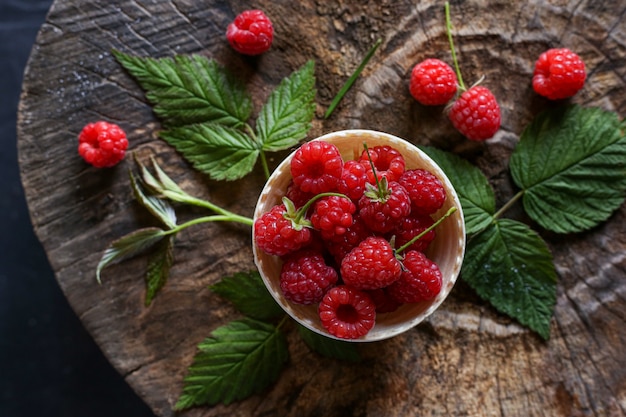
[298,325,361,362]
[175,318,288,410]
[112,51,252,128]
[210,271,284,321]
[462,219,557,339]
[144,236,175,306]
[510,105,626,233]
[129,171,177,229]
[420,146,495,235]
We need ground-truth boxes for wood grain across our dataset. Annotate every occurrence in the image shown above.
[17,0,626,416]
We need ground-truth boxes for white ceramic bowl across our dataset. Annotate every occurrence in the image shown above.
[253,130,465,342]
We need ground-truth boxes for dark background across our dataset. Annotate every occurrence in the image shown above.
[0,1,155,416]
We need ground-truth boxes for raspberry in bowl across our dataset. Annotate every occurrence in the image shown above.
[253,130,465,342]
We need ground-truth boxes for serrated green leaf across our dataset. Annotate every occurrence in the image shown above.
[175,318,288,409]
[510,105,626,233]
[129,171,177,229]
[462,219,557,339]
[96,228,166,283]
[298,325,361,362]
[210,271,284,321]
[159,123,259,181]
[256,60,316,151]
[420,146,496,234]
[113,50,252,128]
[144,235,175,306]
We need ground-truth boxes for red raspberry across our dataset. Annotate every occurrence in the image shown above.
[290,141,344,194]
[340,236,402,290]
[254,203,312,256]
[310,196,356,240]
[325,215,373,264]
[279,250,338,305]
[366,288,402,314]
[358,180,411,234]
[318,285,376,339]
[78,121,128,168]
[285,180,314,209]
[391,213,436,253]
[388,251,442,303]
[398,169,446,215]
[358,145,405,184]
[532,48,586,100]
[448,85,501,141]
[226,10,274,56]
[337,160,369,202]
[409,58,458,106]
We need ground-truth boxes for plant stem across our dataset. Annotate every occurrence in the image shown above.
[445,2,466,91]
[395,206,457,255]
[493,190,524,220]
[293,192,350,223]
[165,214,252,235]
[259,150,270,180]
[244,123,271,180]
[172,197,254,226]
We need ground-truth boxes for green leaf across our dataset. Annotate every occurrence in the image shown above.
[461,219,557,339]
[113,50,252,128]
[298,325,361,362]
[420,146,496,234]
[129,171,177,229]
[96,228,166,283]
[175,318,288,410]
[159,123,259,181]
[210,271,284,321]
[256,60,316,151]
[144,235,175,306]
[510,105,626,233]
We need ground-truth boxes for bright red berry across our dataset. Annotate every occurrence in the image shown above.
[448,85,501,141]
[291,141,344,194]
[226,10,274,56]
[254,204,312,256]
[391,213,436,253]
[532,48,586,100]
[324,215,373,264]
[78,121,128,168]
[398,169,446,215]
[279,250,338,305]
[359,145,405,184]
[337,160,369,202]
[285,180,314,209]
[358,180,411,234]
[310,196,356,240]
[318,285,376,339]
[388,251,442,303]
[409,58,458,106]
[340,236,402,290]
[366,288,402,314]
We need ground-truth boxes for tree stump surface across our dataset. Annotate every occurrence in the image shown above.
[17,0,626,416]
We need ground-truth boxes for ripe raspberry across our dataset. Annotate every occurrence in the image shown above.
[366,288,402,314]
[325,215,373,264]
[358,145,405,184]
[226,10,274,56]
[409,58,458,106]
[340,236,402,290]
[318,285,376,339]
[78,121,128,168]
[391,213,436,253]
[254,203,312,256]
[532,48,586,100]
[388,251,442,303]
[448,85,501,141]
[285,180,314,209]
[279,250,338,305]
[337,160,369,202]
[290,141,344,194]
[310,196,356,240]
[358,180,411,234]
[398,169,446,215]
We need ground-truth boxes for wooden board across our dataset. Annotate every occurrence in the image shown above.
[17,0,626,416]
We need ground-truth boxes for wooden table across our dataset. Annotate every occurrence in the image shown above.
[17,1,626,416]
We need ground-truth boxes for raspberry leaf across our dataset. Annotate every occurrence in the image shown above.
[256,60,316,152]
[297,325,361,362]
[510,105,626,233]
[462,219,557,339]
[159,123,259,181]
[420,146,495,234]
[210,271,284,321]
[145,236,175,306]
[175,318,288,409]
[113,51,252,128]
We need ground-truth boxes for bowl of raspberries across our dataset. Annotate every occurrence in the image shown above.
[253,130,465,341]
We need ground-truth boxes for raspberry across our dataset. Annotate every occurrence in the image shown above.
[388,251,442,303]
[310,196,356,240]
[366,288,402,314]
[448,85,501,141]
[409,58,458,106]
[398,169,446,215]
[226,10,274,56]
[291,141,344,194]
[254,203,312,256]
[337,160,369,202]
[359,145,405,184]
[324,215,373,264]
[358,180,412,234]
[340,236,402,290]
[285,181,314,209]
[78,121,128,168]
[318,285,376,339]
[532,48,586,100]
[279,250,338,305]
[391,213,436,253]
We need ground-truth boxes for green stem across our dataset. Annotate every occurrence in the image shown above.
[164,214,249,235]
[493,190,524,220]
[244,124,271,180]
[362,143,385,196]
[172,197,254,226]
[445,2,466,91]
[293,192,350,223]
[395,206,457,255]
[259,151,270,180]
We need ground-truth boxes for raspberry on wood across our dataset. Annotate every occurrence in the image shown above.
[290,140,344,195]
[279,250,338,305]
[409,58,458,106]
[226,10,274,56]
[318,285,376,339]
[532,48,586,100]
[388,251,442,304]
[340,236,402,290]
[448,85,501,141]
[78,121,128,168]
[398,169,446,215]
